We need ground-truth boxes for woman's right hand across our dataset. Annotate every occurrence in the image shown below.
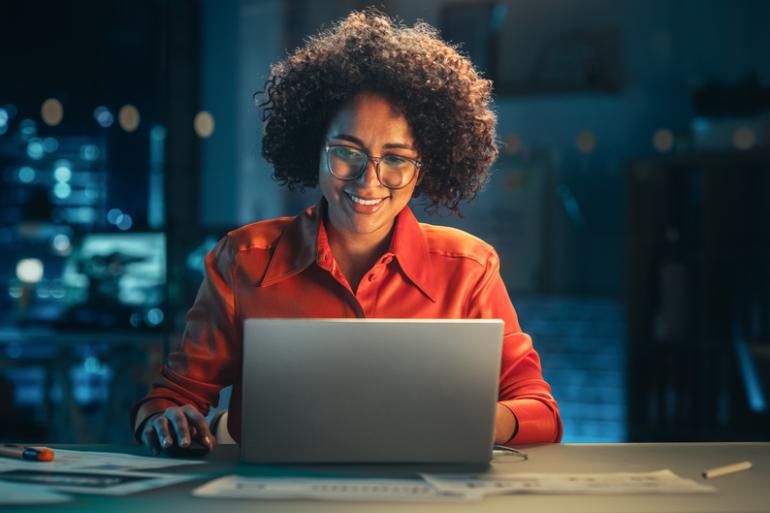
[140,404,216,455]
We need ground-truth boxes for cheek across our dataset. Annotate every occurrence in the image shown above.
[317,167,337,200]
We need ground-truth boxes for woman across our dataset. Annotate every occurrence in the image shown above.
[132,9,562,454]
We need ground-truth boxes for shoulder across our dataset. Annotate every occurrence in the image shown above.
[224,215,296,252]
[419,222,497,268]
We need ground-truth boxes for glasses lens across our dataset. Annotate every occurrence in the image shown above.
[329,146,366,179]
[379,155,416,189]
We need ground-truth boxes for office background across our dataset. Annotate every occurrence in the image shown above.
[0,0,768,445]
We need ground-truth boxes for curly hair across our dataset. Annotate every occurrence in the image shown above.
[257,9,498,215]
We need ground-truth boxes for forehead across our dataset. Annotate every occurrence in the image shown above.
[327,93,413,140]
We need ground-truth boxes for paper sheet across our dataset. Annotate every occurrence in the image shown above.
[0,467,201,495]
[192,475,480,502]
[0,449,204,472]
[420,469,716,498]
[0,480,71,504]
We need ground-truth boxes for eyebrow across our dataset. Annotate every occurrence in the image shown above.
[329,133,416,152]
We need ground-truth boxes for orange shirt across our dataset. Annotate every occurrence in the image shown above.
[131,201,562,445]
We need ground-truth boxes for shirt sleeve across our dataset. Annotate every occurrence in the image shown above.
[466,248,563,445]
[129,236,240,441]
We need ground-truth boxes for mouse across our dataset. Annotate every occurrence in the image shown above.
[161,439,210,458]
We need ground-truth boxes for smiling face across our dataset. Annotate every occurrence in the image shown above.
[318,92,421,243]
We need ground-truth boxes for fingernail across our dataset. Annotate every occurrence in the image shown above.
[182,437,190,446]
[163,437,171,447]
[203,435,211,446]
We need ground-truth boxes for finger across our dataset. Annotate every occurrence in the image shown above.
[152,415,174,448]
[141,425,161,456]
[165,408,191,447]
[182,404,216,449]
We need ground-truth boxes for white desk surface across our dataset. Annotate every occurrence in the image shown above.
[5,443,769,513]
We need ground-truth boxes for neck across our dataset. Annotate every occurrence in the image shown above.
[324,214,396,293]
[326,217,393,265]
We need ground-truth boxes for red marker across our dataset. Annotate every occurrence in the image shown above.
[0,444,54,462]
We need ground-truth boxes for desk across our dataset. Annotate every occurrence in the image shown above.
[5,443,769,513]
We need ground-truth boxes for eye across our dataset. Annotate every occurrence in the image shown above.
[382,155,411,168]
[331,146,365,162]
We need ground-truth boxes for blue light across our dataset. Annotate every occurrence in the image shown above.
[734,333,767,413]
[26,139,45,160]
[150,125,167,142]
[54,160,72,182]
[84,185,100,200]
[18,166,36,183]
[107,208,122,224]
[692,117,709,131]
[145,308,164,326]
[0,108,7,127]
[94,106,114,128]
[80,144,100,161]
[53,182,72,199]
[20,119,37,140]
[116,213,133,231]
[43,137,59,153]
[0,124,7,135]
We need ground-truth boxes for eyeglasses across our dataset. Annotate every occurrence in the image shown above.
[324,144,423,190]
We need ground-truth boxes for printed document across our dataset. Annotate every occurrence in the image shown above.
[420,469,716,498]
[0,467,201,495]
[193,475,480,502]
[0,448,204,472]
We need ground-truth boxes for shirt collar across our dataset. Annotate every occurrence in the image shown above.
[259,199,436,302]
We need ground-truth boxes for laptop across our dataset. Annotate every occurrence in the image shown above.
[240,318,503,465]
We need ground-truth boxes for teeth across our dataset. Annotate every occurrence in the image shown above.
[348,193,384,206]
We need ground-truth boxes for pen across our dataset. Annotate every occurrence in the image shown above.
[0,444,55,462]
[702,460,752,479]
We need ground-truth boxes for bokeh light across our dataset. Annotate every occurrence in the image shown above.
[41,98,64,126]
[53,182,72,199]
[116,213,133,231]
[80,144,100,161]
[193,111,215,138]
[145,308,164,326]
[53,160,72,182]
[26,139,45,160]
[16,258,44,283]
[118,104,140,132]
[733,126,756,151]
[503,133,523,156]
[576,130,597,154]
[18,166,36,183]
[107,208,123,224]
[93,106,114,128]
[52,234,72,255]
[43,137,59,153]
[653,129,675,152]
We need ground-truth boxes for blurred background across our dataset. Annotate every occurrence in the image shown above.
[1,0,768,444]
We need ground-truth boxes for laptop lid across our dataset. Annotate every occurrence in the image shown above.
[240,319,503,464]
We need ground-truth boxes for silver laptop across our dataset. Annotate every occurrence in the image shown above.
[240,319,503,464]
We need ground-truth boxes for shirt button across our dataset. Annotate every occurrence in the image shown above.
[368,274,377,282]
[382,256,393,265]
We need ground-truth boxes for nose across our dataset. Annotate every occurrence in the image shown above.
[356,158,381,188]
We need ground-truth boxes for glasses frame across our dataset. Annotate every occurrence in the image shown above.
[324,144,423,190]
